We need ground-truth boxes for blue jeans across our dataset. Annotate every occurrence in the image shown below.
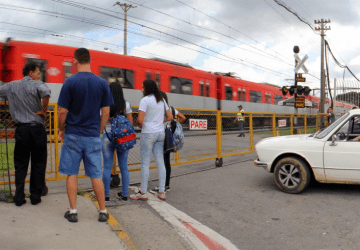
[102,135,130,197]
[140,132,166,193]
[59,134,102,178]
[238,121,245,136]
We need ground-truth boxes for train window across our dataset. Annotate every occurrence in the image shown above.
[225,86,233,100]
[146,72,151,80]
[100,67,134,89]
[250,91,262,103]
[170,77,192,95]
[63,62,72,81]
[199,81,204,96]
[274,95,283,105]
[155,73,161,88]
[27,58,46,82]
[206,82,210,97]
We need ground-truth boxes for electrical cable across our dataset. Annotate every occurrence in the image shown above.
[173,0,291,62]
[119,0,291,62]
[44,1,294,78]
[324,42,333,107]
[325,40,360,82]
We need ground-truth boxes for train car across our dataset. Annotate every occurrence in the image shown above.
[0,39,350,117]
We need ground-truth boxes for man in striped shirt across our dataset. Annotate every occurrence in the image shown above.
[0,62,50,206]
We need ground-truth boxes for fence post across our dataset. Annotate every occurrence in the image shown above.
[216,110,222,158]
[316,115,320,131]
[54,103,60,180]
[272,113,276,137]
[290,114,294,135]
[249,113,254,151]
[304,115,307,134]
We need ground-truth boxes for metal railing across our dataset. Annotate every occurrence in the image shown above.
[0,104,323,185]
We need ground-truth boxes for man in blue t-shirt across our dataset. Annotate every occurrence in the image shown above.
[58,48,114,223]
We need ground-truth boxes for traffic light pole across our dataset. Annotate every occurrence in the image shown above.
[294,46,299,134]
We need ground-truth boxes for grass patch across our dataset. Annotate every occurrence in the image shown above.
[0,142,15,175]
[77,189,85,195]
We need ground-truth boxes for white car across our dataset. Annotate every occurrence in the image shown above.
[254,109,360,194]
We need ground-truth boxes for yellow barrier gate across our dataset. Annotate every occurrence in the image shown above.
[0,104,324,185]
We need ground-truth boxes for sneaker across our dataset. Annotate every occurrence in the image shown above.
[150,186,170,194]
[156,192,166,200]
[130,191,148,200]
[98,212,109,222]
[116,192,128,202]
[64,211,78,223]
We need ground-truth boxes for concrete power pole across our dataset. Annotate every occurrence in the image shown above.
[114,2,137,55]
[314,19,330,126]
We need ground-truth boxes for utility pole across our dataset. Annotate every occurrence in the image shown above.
[114,2,137,55]
[314,19,330,127]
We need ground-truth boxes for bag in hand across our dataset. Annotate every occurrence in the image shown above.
[164,122,175,153]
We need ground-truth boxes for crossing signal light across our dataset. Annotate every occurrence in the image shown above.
[297,86,311,96]
[281,86,295,96]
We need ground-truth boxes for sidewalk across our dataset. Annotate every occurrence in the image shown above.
[0,193,126,250]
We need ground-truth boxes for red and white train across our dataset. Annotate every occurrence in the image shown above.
[0,40,352,114]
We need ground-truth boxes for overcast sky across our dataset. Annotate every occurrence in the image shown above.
[1,0,360,96]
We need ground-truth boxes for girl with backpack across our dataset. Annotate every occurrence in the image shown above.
[150,91,186,194]
[102,82,133,203]
[130,80,173,201]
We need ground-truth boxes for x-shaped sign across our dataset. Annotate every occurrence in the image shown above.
[294,54,309,74]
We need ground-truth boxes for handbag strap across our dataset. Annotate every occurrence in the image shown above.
[164,101,169,121]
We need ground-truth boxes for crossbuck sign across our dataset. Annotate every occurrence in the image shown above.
[294,54,309,74]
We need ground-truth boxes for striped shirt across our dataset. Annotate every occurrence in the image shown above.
[0,76,51,125]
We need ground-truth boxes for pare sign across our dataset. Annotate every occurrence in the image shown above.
[278,119,287,127]
[189,119,208,130]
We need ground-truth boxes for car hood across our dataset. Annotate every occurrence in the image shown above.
[256,134,313,146]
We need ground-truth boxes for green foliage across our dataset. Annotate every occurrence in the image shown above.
[77,189,85,195]
[0,142,15,174]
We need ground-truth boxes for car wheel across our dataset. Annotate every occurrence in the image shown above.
[274,157,311,194]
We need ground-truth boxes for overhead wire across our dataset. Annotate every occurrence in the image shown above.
[120,0,291,62]
[47,0,293,78]
[1,21,292,80]
[325,40,360,82]
[173,0,291,62]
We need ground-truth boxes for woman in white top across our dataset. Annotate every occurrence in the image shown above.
[150,91,186,194]
[102,82,133,203]
[130,80,173,200]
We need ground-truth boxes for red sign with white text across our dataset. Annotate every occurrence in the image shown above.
[278,119,286,127]
[189,119,208,130]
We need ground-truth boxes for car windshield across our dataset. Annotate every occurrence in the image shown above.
[316,113,349,139]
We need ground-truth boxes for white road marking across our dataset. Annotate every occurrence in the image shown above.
[129,186,238,250]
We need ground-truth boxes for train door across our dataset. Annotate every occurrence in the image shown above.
[26,58,47,83]
[144,70,164,90]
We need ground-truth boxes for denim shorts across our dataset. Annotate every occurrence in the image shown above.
[59,134,102,178]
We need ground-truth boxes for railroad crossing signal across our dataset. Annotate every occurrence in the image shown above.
[281,85,311,96]
[294,54,309,74]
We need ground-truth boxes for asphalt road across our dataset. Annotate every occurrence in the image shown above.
[160,154,360,250]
